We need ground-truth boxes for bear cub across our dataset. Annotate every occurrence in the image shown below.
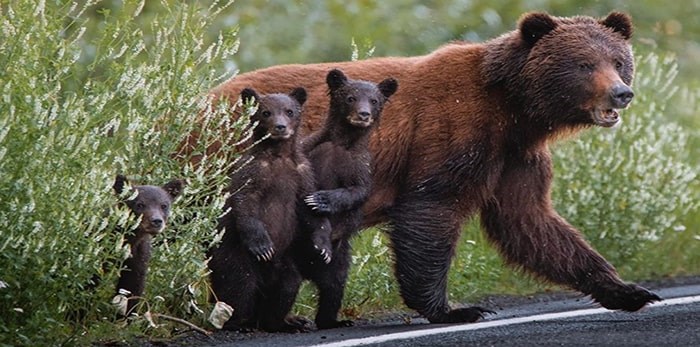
[207,87,330,332]
[297,69,397,329]
[112,174,184,316]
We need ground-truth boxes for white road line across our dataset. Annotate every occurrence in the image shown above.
[308,295,700,347]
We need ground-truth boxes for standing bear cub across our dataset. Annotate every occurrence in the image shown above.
[297,69,397,329]
[208,12,660,323]
[207,87,330,332]
[112,175,184,316]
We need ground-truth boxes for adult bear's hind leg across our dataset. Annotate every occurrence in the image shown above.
[387,203,493,323]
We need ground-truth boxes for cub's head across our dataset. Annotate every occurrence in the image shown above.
[113,175,184,235]
[241,87,307,141]
[513,12,634,128]
[326,69,398,128]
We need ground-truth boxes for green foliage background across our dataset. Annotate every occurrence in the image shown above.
[0,0,698,345]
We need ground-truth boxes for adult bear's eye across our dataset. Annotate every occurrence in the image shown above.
[286,109,294,117]
[370,99,378,105]
[614,60,623,70]
[262,111,271,118]
[578,62,594,72]
[347,96,356,103]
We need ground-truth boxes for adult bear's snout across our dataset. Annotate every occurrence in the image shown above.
[610,83,634,108]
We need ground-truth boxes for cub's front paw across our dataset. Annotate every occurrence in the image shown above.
[248,241,275,262]
[311,230,332,264]
[304,192,333,213]
[314,245,332,264]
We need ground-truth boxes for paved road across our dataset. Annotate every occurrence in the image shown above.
[174,282,700,347]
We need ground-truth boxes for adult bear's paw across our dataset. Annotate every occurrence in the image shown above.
[592,282,661,312]
[429,306,495,324]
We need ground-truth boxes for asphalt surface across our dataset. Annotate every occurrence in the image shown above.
[163,277,700,347]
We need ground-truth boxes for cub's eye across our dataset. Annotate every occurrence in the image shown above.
[347,96,356,103]
[161,204,169,210]
[370,99,378,105]
[615,60,624,69]
[262,110,271,118]
[135,202,145,210]
[286,109,294,117]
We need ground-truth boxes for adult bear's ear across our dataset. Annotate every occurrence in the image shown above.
[240,87,259,105]
[326,69,348,91]
[289,87,307,106]
[600,12,633,40]
[113,174,129,196]
[519,12,558,46]
[162,179,185,199]
[378,78,398,99]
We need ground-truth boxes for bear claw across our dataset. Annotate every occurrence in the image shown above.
[305,193,332,213]
[314,245,332,264]
[251,246,275,262]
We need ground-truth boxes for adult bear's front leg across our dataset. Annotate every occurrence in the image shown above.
[387,201,494,323]
[480,151,660,312]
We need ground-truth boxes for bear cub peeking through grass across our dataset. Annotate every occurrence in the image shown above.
[207,87,332,332]
[112,174,184,316]
[296,69,397,329]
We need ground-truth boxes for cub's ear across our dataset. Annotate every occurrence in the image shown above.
[326,68,348,91]
[600,12,633,40]
[162,179,185,199]
[519,12,558,46]
[289,87,307,106]
[113,174,129,195]
[378,78,398,98]
[240,87,259,105]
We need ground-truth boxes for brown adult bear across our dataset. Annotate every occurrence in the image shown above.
[207,87,331,332]
[208,12,660,323]
[297,69,397,329]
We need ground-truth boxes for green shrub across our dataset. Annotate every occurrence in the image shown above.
[0,1,241,345]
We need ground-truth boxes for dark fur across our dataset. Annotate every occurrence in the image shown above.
[296,69,397,329]
[207,87,328,332]
[112,175,184,315]
[206,12,659,323]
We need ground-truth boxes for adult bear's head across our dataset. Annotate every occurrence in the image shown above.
[485,12,634,129]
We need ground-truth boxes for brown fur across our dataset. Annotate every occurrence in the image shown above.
[204,12,659,323]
